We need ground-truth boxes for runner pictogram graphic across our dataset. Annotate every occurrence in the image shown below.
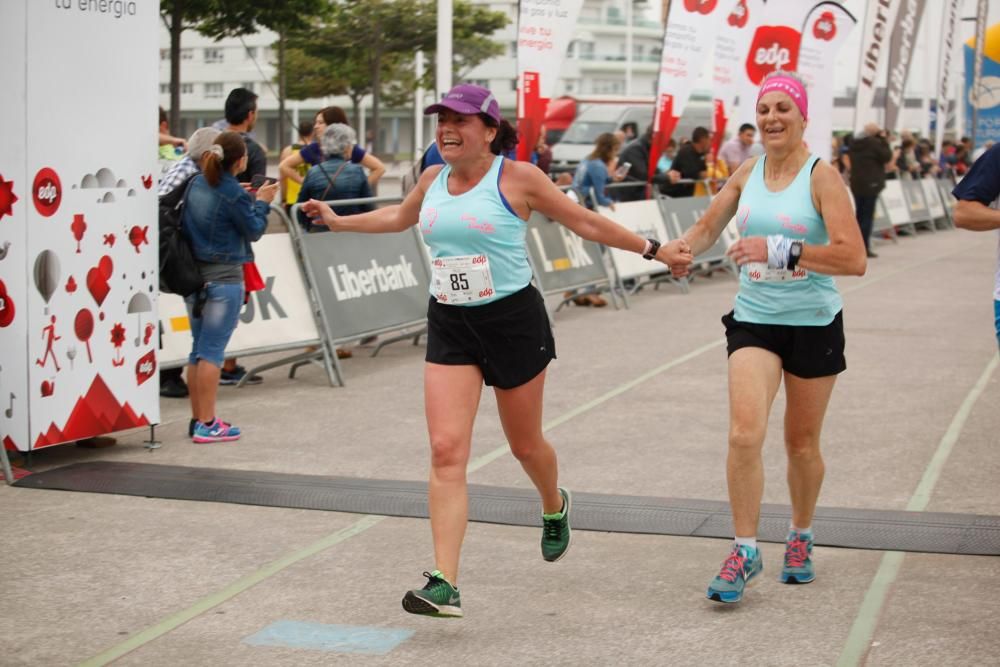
[36,315,62,371]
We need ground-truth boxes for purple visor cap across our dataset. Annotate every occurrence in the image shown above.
[424,84,501,123]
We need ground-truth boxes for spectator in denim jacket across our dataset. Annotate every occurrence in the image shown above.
[572,132,622,211]
[181,131,276,444]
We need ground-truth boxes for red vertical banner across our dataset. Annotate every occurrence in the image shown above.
[517,71,547,162]
[516,0,584,161]
[649,94,679,183]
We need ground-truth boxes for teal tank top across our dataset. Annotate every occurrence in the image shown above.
[733,154,843,325]
[419,155,533,305]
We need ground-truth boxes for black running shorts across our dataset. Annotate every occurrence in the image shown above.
[426,285,556,389]
[722,310,846,379]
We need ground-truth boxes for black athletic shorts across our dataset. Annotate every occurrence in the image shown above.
[722,310,846,379]
[426,284,556,389]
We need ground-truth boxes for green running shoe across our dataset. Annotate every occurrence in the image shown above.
[780,531,815,584]
[402,570,462,618]
[541,487,572,562]
[706,544,763,604]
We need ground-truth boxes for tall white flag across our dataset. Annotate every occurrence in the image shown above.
[853,0,903,134]
[799,3,857,158]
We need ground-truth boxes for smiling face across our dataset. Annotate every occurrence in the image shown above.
[436,110,496,163]
[756,91,806,151]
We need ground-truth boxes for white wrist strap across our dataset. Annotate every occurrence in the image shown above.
[766,235,792,269]
[641,239,653,257]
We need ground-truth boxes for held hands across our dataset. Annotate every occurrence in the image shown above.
[300,199,339,230]
[658,239,693,274]
[725,237,767,267]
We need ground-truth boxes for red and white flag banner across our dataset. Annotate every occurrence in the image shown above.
[799,2,857,158]
[516,0,584,161]
[650,0,733,182]
[712,0,764,157]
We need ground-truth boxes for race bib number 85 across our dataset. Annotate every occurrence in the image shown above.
[432,254,495,304]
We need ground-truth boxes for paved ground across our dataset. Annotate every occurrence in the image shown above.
[2,225,998,666]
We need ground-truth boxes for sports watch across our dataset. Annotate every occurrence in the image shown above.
[642,238,661,260]
[787,241,803,271]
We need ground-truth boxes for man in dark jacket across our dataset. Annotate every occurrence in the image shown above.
[664,126,711,198]
[848,123,893,258]
[617,126,668,202]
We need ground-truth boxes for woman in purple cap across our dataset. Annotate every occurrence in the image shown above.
[668,71,866,604]
[303,83,692,618]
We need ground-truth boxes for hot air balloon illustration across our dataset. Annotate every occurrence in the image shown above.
[33,249,60,314]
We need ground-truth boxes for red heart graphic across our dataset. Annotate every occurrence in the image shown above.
[66,275,77,293]
[86,266,110,306]
[813,12,836,41]
[40,380,54,397]
[0,279,14,327]
[728,0,748,28]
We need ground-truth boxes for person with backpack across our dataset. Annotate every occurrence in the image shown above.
[295,124,374,230]
[181,132,277,444]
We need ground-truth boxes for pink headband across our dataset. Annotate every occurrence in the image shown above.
[757,75,808,120]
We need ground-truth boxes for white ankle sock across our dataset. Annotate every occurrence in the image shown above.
[791,524,813,536]
[734,536,758,550]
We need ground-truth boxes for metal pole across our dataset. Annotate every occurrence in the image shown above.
[437,0,453,97]
[971,0,988,151]
[415,51,425,156]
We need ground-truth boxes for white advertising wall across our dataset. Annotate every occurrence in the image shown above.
[159,233,320,367]
[0,1,160,452]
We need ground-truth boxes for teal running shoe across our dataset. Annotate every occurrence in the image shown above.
[780,531,815,584]
[707,544,763,604]
[402,570,462,618]
[541,487,572,562]
[192,418,241,444]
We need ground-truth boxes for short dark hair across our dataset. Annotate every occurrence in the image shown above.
[159,106,168,125]
[692,126,711,143]
[620,121,639,136]
[225,87,258,125]
[297,120,314,139]
[738,123,755,134]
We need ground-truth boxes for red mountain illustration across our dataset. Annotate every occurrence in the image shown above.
[32,374,149,448]
[3,435,18,452]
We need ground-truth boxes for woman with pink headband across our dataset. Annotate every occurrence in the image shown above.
[668,70,866,604]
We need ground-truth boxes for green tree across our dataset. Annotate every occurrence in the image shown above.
[283,0,507,154]
[159,0,320,144]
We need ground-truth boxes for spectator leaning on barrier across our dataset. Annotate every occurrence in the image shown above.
[952,142,1000,353]
[302,83,692,619]
[848,122,892,258]
[617,126,669,202]
[572,132,621,211]
[279,106,386,189]
[664,126,712,198]
[280,119,315,209]
[181,132,277,444]
[296,123,374,230]
[669,70,866,605]
[718,123,757,174]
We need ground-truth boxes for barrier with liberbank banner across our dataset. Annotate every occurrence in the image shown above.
[155,176,958,387]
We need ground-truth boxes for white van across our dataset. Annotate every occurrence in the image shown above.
[550,96,714,170]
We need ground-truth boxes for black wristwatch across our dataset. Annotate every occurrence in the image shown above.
[787,241,803,270]
[643,238,661,260]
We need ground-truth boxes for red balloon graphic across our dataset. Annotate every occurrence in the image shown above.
[74,308,94,362]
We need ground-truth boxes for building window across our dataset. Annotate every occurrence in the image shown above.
[160,83,169,94]
[160,49,170,61]
[204,83,224,98]
[204,48,224,64]
[578,42,594,60]
[510,41,517,57]
[245,46,257,60]
[180,48,193,61]
[180,83,193,95]
[241,82,255,93]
